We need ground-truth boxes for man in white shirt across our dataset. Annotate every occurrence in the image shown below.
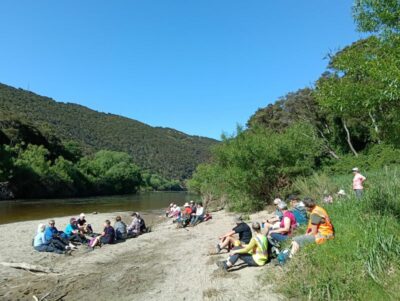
[190,202,205,226]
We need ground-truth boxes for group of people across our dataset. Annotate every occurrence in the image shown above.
[33,212,148,255]
[166,200,207,227]
[215,196,335,271]
[214,167,367,271]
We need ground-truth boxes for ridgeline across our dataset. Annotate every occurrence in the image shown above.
[0,83,218,181]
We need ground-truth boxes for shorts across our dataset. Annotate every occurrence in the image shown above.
[293,235,316,247]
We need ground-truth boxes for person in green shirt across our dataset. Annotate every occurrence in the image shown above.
[217,222,268,271]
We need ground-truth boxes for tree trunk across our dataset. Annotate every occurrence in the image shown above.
[316,129,340,160]
[342,119,358,157]
[368,111,381,144]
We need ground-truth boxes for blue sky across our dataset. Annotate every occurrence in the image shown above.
[0,0,361,139]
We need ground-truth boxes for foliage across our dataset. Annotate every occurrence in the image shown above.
[0,83,217,180]
[353,0,400,34]
[0,119,185,198]
[279,168,400,300]
[189,123,324,212]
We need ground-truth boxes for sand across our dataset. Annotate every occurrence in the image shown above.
[0,210,282,301]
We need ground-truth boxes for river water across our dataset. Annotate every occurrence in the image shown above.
[0,191,197,225]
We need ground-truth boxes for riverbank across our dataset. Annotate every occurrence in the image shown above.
[0,210,281,301]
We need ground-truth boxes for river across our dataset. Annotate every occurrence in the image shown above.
[0,191,197,225]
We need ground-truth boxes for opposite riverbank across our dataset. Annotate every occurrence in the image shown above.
[0,210,281,301]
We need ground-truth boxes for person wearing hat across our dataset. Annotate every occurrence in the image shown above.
[215,216,252,254]
[127,212,141,237]
[77,213,93,234]
[352,168,366,198]
[177,203,192,226]
[268,201,297,242]
[262,198,284,231]
[166,203,174,217]
[217,222,268,271]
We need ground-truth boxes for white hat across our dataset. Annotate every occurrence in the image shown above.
[352,167,359,172]
[80,213,85,218]
[277,201,288,210]
[184,202,190,207]
[273,198,282,205]
[338,189,346,196]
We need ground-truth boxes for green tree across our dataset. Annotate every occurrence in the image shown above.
[353,0,400,34]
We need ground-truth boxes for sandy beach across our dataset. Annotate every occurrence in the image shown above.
[0,210,282,301]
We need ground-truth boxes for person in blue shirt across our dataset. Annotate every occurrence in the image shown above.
[45,220,75,249]
[288,195,308,226]
[65,218,87,243]
[33,223,65,254]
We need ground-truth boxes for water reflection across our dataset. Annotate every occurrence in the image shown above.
[0,192,197,224]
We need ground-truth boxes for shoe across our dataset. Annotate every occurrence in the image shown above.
[65,246,71,251]
[215,244,221,254]
[216,261,228,271]
[277,249,290,266]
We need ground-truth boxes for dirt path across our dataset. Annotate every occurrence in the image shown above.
[0,211,282,301]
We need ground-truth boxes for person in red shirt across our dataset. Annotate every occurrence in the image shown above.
[177,203,192,227]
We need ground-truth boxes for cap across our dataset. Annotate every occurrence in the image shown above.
[352,167,359,172]
[273,198,282,205]
[233,216,243,224]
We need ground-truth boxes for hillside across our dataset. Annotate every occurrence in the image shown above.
[0,83,218,180]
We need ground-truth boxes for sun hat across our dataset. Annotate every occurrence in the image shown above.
[277,201,288,210]
[252,222,261,230]
[273,198,282,205]
[184,202,190,207]
[80,213,85,218]
[352,167,359,172]
[233,216,243,224]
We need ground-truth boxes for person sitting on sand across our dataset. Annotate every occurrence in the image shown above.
[90,220,115,248]
[177,203,192,226]
[267,201,297,242]
[288,195,308,226]
[190,202,204,226]
[217,222,268,271]
[166,203,174,217]
[45,219,76,249]
[170,204,181,220]
[65,218,87,243]
[216,216,252,253]
[34,223,68,254]
[190,200,197,215]
[262,198,285,232]
[114,216,127,240]
[289,198,334,258]
[77,213,93,234]
[127,213,141,237]
[137,213,147,233]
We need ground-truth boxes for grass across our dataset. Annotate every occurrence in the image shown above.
[276,167,400,301]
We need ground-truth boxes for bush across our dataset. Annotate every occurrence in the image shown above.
[189,123,324,212]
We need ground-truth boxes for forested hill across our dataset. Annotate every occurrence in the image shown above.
[0,83,218,180]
